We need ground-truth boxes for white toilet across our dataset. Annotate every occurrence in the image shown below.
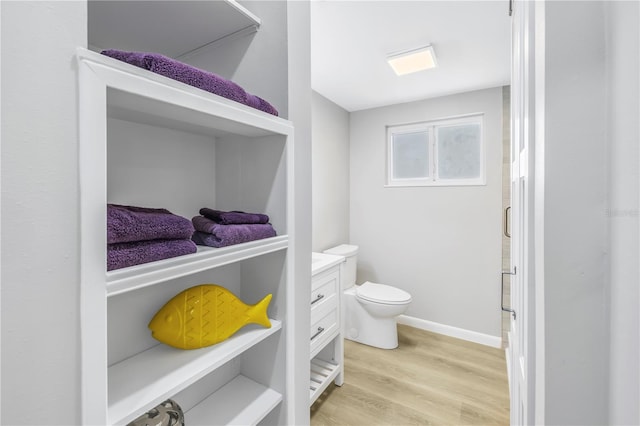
[323,244,412,350]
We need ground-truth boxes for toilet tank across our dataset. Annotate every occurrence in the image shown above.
[323,244,359,289]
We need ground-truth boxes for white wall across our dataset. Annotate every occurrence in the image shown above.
[286,1,313,423]
[1,2,86,424]
[535,3,639,423]
[107,118,217,219]
[605,1,640,424]
[350,87,503,338]
[311,91,350,252]
[540,2,609,423]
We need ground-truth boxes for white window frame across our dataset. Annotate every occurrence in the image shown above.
[386,113,485,187]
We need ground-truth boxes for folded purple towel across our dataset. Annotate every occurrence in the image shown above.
[191,220,276,248]
[199,208,269,225]
[107,238,197,271]
[101,49,278,116]
[192,215,219,234]
[107,204,194,244]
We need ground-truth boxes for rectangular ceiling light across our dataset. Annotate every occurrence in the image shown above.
[387,45,437,76]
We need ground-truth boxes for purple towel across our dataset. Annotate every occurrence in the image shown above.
[191,218,276,248]
[199,208,269,225]
[107,238,197,271]
[101,49,278,116]
[107,204,194,244]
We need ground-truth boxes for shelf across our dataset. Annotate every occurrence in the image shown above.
[89,0,261,59]
[107,236,289,296]
[107,85,282,139]
[77,48,293,138]
[309,358,341,406]
[108,320,282,425]
[186,375,282,425]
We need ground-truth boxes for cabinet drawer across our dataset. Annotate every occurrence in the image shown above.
[310,271,338,315]
[312,268,339,292]
[310,307,339,358]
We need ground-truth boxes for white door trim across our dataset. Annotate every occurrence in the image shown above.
[533,1,546,424]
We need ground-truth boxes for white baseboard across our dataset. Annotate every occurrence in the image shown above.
[397,315,502,348]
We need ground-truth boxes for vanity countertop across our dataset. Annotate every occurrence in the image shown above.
[311,252,344,276]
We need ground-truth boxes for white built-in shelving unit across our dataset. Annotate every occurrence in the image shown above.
[79,3,296,422]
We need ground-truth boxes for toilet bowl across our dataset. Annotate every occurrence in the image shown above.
[323,244,412,350]
[356,281,412,317]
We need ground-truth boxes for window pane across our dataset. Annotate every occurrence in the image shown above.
[392,130,429,179]
[436,124,481,179]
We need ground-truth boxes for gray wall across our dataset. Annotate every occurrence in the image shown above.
[311,91,350,252]
[349,87,503,338]
[1,2,86,424]
[541,1,609,423]
[605,1,639,424]
[538,3,640,423]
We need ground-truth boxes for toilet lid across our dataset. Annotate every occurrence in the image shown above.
[356,281,412,305]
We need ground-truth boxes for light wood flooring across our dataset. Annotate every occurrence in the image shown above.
[310,325,509,425]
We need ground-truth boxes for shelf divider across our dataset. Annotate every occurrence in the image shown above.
[107,236,288,297]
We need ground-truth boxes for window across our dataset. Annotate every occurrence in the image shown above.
[386,114,484,186]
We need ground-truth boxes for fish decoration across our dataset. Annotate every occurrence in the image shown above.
[149,284,272,350]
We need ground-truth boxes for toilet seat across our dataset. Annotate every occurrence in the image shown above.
[356,281,412,305]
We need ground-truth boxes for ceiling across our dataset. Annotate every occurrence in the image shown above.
[310,1,512,112]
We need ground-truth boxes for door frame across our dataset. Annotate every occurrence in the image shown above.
[509,1,543,424]
[532,1,546,423]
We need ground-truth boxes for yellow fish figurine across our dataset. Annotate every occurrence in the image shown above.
[149,284,272,350]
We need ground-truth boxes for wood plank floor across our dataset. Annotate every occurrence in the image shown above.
[310,324,509,425]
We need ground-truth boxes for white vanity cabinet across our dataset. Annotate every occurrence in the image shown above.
[78,42,296,425]
[310,268,340,358]
[309,253,345,405]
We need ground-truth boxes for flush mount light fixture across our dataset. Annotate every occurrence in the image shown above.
[387,45,437,76]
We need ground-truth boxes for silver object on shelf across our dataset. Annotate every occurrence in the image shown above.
[127,399,184,426]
